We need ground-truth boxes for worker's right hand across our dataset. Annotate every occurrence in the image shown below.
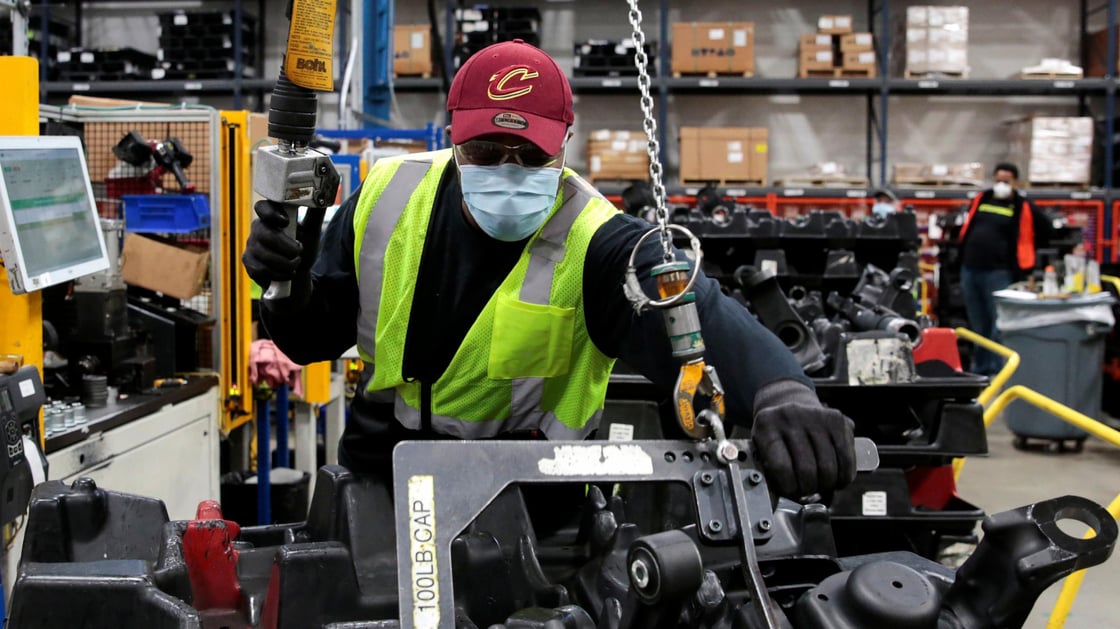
[242,200,325,291]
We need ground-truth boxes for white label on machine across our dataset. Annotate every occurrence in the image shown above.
[829,80,850,88]
[862,491,888,516]
[708,28,725,40]
[411,32,425,49]
[409,475,440,629]
[918,80,939,89]
[18,379,34,398]
[57,51,71,63]
[699,79,720,87]
[538,444,653,476]
[608,423,635,441]
[601,78,622,88]
[174,13,188,25]
[761,259,778,276]
[80,52,94,63]
[185,82,203,91]
[734,29,748,47]
[72,84,90,92]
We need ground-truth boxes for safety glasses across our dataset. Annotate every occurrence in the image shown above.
[454,139,562,168]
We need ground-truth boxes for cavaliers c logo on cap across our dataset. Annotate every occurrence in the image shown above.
[487,67,539,101]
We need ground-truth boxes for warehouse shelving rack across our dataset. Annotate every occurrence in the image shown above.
[30,0,295,110]
[387,0,1120,262]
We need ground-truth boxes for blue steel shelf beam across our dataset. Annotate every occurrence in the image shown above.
[363,0,393,127]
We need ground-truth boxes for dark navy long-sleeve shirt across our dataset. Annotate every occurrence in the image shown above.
[262,162,809,475]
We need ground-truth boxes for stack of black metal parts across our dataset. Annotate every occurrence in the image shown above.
[156,10,258,80]
[573,40,657,77]
[54,47,159,82]
[8,458,1116,628]
[454,6,542,69]
[613,187,991,561]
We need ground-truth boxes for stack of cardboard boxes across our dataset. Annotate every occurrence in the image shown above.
[798,15,877,78]
[679,127,768,186]
[1007,117,1094,187]
[891,162,986,187]
[393,25,432,77]
[585,131,650,183]
[903,6,969,77]
[670,22,754,77]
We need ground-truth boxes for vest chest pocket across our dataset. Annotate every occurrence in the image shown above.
[488,293,575,379]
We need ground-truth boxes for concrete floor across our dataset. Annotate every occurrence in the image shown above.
[956,417,1120,628]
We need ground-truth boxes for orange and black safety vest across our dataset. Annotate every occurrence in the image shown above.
[958,191,1036,271]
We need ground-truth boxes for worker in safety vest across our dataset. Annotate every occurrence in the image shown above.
[958,162,1039,375]
[243,40,856,499]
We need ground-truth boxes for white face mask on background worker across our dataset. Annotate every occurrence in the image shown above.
[992,181,1013,199]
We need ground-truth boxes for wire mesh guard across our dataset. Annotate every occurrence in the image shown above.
[47,110,220,329]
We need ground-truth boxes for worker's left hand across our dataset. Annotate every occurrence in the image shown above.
[750,381,856,499]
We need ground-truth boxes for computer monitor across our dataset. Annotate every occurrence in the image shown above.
[0,136,109,294]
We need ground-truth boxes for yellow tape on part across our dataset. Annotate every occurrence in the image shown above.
[285,0,337,91]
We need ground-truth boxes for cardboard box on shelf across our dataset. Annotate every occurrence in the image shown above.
[120,233,210,301]
[671,22,754,76]
[748,128,768,184]
[903,5,969,76]
[1007,117,1094,186]
[394,25,432,77]
[1084,27,1119,77]
[840,33,874,51]
[679,126,764,184]
[799,33,834,51]
[818,15,853,35]
[799,48,835,70]
[892,162,985,186]
[843,50,877,70]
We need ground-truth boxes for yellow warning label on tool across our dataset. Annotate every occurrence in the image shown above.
[285,0,337,91]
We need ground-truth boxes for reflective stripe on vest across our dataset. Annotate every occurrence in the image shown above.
[355,160,432,356]
[357,159,607,440]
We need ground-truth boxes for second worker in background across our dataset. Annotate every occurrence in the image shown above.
[958,162,1043,375]
[243,40,857,500]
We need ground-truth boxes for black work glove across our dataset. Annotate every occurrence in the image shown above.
[750,379,856,499]
[241,200,327,309]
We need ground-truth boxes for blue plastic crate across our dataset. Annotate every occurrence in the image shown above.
[122,194,211,233]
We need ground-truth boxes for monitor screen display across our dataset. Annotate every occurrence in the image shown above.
[0,137,108,293]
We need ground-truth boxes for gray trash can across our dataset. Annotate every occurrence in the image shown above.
[995,292,1116,449]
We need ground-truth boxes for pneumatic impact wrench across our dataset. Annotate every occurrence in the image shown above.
[253,0,341,301]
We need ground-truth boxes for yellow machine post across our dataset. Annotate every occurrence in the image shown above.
[0,57,44,443]
[218,111,255,433]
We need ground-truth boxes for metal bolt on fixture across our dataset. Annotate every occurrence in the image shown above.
[758,519,772,533]
[630,558,651,589]
[708,519,724,533]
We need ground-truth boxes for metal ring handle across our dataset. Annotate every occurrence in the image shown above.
[624,225,705,311]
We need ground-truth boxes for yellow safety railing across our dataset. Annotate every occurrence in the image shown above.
[976,385,1120,629]
[951,327,1021,480]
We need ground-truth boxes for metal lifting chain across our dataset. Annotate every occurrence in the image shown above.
[625,0,672,262]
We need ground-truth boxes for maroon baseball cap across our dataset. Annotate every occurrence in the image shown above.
[447,39,574,155]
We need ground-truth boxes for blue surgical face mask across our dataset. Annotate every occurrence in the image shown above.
[457,159,563,242]
[872,202,895,217]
